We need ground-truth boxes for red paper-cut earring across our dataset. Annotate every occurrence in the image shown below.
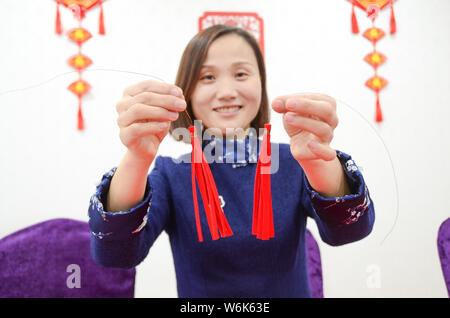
[252,124,274,240]
[189,126,233,242]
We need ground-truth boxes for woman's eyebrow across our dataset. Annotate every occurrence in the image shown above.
[201,61,254,68]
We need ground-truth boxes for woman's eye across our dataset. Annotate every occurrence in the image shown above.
[200,73,247,81]
[201,75,214,80]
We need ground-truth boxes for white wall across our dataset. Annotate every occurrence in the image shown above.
[1,0,449,298]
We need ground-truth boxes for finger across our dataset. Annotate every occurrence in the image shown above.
[285,98,338,129]
[118,91,186,113]
[117,103,179,128]
[300,93,336,107]
[278,93,336,105]
[272,93,336,112]
[272,99,286,113]
[284,112,334,142]
[307,141,336,161]
[120,121,169,146]
[123,80,184,98]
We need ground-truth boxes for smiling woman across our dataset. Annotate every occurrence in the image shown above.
[170,25,270,141]
[191,35,261,137]
[88,24,375,298]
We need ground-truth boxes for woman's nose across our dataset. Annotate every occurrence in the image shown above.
[216,78,238,100]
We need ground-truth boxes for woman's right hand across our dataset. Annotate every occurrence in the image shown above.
[116,80,186,162]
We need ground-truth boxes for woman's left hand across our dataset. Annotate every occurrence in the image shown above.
[271,93,339,163]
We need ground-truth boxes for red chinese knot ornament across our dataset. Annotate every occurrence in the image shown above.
[54,0,107,130]
[348,0,398,123]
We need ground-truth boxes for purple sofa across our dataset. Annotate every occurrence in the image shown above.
[0,218,322,298]
[438,217,450,297]
[306,229,323,298]
[0,218,135,298]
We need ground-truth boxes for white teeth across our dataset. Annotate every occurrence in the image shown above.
[215,106,241,113]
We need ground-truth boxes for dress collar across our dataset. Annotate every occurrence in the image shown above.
[201,128,260,168]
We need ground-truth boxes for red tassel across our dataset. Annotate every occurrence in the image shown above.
[189,126,233,242]
[351,4,359,34]
[190,147,204,242]
[390,2,397,34]
[375,93,383,123]
[99,3,105,35]
[77,99,85,130]
[252,124,274,240]
[55,2,63,35]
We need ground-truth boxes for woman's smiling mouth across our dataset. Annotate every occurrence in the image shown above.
[213,105,242,114]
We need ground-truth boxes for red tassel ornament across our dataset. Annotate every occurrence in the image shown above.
[375,93,383,123]
[77,99,85,130]
[189,126,233,242]
[351,4,359,34]
[252,124,274,240]
[99,2,105,34]
[390,2,397,34]
[55,2,63,34]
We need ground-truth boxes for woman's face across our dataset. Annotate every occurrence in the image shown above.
[190,33,262,138]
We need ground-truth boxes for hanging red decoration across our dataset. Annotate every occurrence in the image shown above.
[199,12,265,55]
[68,79,91,96]
[390,4,397,34]
[55,3,63,34]
[365,75,388,92]
[67,27,92,44]
[99,2,106,35]
[54,0,107,130]
[348,0,398,123]
[252,124,274,240]
[68,54,93,70]
[189,126,233,242]
[364,52,387,69]
[351,4,359,34]
[362,27,385,43]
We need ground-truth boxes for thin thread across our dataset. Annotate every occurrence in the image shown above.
[0,71,398,244]
[0,68,167,97]
[334,97,399,246]
[0,68,193,125]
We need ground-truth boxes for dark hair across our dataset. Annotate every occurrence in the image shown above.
[170,24,270,142]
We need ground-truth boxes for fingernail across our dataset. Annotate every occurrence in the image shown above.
[169,112,178,119]
[175,99,186,109]
[272,100,283,109]
[170,87,182,96]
